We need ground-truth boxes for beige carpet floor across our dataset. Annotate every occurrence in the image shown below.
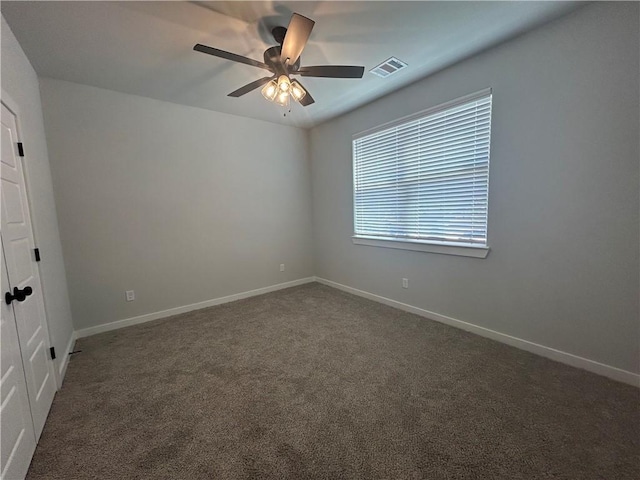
[27,283,639,479]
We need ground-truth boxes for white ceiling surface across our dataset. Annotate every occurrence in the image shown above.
[2,1,582,128]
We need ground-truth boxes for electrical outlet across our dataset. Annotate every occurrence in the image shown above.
[280,264,285,272]
[125,290,135,302]
[402,278,409,289]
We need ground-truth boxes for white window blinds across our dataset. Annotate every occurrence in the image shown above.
[353,90,492,247]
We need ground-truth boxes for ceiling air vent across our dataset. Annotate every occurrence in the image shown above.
[370,57,408,78]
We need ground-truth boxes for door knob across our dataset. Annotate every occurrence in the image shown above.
[5,286,33,305]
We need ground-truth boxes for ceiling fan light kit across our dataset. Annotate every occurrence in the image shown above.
[194,12,365,109]
[261,75,307,106]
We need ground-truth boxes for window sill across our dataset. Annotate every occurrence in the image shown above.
[352,236,490,258]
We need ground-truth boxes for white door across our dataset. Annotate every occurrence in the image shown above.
[1,101,56,443]
[1,241,37,480]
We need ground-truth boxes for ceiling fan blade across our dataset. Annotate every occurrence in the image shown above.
[297,65,365,78]
[228,77,274,97]
[280,13,315,65]
[296,82,315,107]
[194,44,271,71]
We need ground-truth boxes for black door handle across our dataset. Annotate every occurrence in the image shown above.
[5,286,33,305]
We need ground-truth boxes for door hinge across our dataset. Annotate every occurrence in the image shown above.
[34,248,41,262]
[49,347,56,360]
[17,142,24,157]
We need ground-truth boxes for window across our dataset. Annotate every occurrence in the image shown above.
[352,89,492,258]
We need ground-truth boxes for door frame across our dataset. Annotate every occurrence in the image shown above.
[1,89,61,390]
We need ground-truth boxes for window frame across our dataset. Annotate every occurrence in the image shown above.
[351,88,492,259]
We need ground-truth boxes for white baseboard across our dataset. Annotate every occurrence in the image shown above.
[315,277,640,387]
[56,330,76,388]
[75,277,316,339]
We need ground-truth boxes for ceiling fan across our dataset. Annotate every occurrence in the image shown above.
[193,13,365,108]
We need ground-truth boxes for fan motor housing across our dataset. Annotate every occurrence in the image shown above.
[264,46,301,73]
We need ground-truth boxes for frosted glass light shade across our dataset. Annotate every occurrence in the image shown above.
[261,80,278,101]
[278,75,291,92]
[290,80,306,102]
[275,90,290,107]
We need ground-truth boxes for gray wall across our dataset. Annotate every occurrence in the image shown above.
[1,16,75,382]
[39,78,314,330]
[310,2,639,373]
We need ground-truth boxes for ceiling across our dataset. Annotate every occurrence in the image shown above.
[2,1,583,129]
